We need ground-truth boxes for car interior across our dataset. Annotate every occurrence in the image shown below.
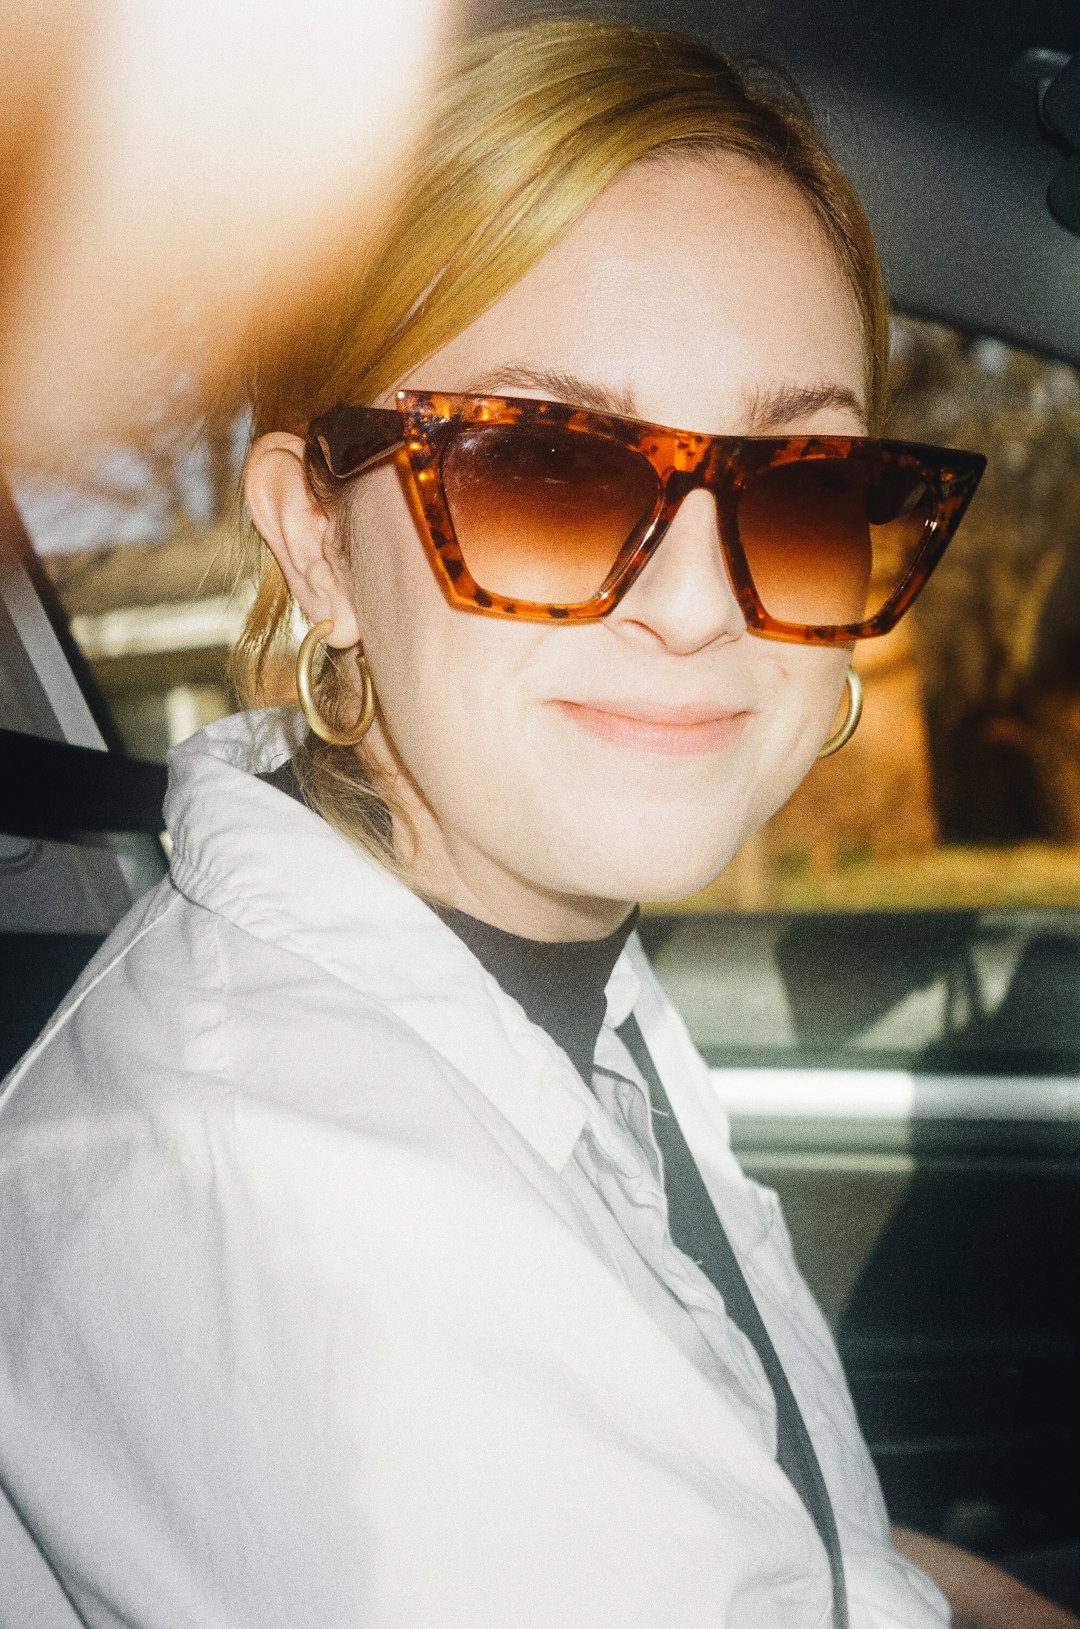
[2,0,1078,1614]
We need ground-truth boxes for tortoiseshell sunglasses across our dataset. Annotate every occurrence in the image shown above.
[307,390,986,646]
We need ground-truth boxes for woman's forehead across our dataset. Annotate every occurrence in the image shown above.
[405,154,867,434]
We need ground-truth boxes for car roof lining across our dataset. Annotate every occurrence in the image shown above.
[467,0,1080,367]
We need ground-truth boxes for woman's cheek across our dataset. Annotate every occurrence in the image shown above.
[743,687,835,822]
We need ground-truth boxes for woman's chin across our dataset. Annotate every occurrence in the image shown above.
[558,832,746,911]
[631,859,735,907]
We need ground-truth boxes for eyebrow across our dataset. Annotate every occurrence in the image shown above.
[460,364,638,417]
[459,364,866,432]
[740,380,868,432]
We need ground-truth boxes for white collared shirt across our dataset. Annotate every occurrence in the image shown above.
[0,710,949,1629]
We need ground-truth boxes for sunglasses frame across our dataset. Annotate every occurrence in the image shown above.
[307,390,987,646]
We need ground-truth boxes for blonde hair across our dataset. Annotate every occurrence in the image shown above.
[233,17,890,865]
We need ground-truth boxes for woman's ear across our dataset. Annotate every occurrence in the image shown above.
[243,432,361,649]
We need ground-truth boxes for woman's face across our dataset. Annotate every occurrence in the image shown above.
[259,153,868,937]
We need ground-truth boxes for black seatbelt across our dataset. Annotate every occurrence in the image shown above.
[0,728,167,840]
[617,1013,849,1629]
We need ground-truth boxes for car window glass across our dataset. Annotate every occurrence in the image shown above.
[643,317,1080,1072]
[14,408,253,762]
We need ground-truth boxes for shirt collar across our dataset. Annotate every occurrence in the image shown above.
[604,959,642,1031]
[166,709,611,1172]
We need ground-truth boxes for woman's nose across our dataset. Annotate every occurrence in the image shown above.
[610,488,747,654]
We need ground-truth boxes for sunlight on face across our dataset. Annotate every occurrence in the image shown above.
[346,154,867,936]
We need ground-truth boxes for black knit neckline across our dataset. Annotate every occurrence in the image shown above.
[433,902,640,1084]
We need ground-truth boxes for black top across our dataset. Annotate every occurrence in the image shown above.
[433,903,639,1083]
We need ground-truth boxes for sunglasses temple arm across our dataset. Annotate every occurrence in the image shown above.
[308,404,406,478]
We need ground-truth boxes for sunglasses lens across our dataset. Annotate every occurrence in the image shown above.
[441,425,660,604]
[737,454,935,629]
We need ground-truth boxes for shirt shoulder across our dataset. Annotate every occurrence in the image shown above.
[0,872,520,1192]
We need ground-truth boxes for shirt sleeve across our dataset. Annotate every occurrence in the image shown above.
[0,1094,386,1629]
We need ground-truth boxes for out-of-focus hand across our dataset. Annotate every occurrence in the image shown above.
[0,0,452,457]
[892,1525,1080,1629]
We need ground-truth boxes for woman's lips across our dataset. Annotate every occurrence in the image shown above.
[552,698,752,756]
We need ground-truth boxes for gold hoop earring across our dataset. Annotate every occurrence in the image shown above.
[295,619,376,747]
[817,669,863,759]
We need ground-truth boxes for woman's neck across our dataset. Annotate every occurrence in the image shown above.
[392,792,636,942]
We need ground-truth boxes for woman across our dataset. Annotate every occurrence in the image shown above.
[0,18,1011,1629]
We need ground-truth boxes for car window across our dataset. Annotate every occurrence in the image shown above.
[14,412,251,763]
[646,315,1080,1072]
